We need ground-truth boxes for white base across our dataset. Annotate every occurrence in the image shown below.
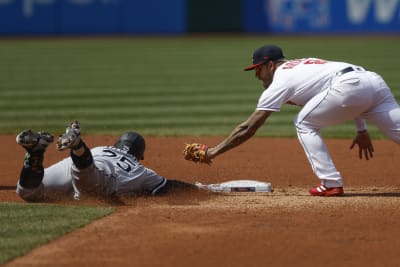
[195,179,272,193]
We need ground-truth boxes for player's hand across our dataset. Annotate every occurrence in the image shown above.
[350,130,374,160]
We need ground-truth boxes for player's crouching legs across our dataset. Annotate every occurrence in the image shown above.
[294,116,344,188]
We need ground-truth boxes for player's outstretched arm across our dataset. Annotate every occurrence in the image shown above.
[155,179,198,194]
[207,110,272,159]
[182,110,272,164]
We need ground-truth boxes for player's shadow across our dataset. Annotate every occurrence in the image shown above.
[343,192,400,197]
[0,186,15,190]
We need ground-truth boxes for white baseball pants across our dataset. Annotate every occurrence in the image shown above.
[295,69,400,187]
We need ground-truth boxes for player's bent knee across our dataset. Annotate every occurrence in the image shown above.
[295,122,313,135]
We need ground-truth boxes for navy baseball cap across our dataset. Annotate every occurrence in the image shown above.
[244,45,285,71]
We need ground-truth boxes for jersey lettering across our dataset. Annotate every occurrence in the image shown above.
[282,58,327,69]
[304,59,327,65]
[282,59,304,69]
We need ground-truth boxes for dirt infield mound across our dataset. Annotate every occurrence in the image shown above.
[1,135,400,267]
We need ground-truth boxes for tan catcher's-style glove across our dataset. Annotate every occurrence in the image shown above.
[183,143,212,164]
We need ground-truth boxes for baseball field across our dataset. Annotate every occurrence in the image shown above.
[1,35,400,267]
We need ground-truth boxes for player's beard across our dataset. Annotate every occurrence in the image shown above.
[262,70,274,89]
[262,78,273,89]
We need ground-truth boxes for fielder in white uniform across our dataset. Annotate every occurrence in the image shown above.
[204,44,400,196]
[16,121,195,202]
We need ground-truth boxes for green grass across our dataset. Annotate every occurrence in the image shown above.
[0,35,399,263]
[0,35,399,138]
[0,202,114,264]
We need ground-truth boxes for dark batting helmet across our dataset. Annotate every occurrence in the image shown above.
[114,131,146,160]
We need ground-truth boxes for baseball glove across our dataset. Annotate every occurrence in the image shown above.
[183,143,212,164]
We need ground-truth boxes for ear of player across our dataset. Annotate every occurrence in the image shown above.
[183,143,212,165]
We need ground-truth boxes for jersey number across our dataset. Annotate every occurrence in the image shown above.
[304,59,327,65]
[103,149,135,173]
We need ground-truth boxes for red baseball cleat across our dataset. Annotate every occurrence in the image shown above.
[309,184,344,196]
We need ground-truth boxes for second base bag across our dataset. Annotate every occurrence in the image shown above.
[195,179,272,193]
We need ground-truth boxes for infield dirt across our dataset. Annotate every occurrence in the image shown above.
[1,135,400,267]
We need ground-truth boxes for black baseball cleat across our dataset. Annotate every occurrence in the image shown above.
[56,120,81,151]
[16,130,54,153]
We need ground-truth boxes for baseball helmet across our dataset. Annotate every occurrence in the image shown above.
[114,131,146,160]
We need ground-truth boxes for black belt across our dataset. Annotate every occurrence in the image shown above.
[336,66,365,76]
